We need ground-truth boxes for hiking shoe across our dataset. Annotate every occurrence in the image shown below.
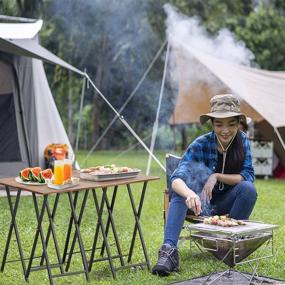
[152,244,179,276]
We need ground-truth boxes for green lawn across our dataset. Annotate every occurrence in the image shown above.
[0,150,284,285]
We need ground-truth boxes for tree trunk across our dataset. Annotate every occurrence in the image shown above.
[181,125,188,151]
[68,70,73,144]
[92,36,107,149]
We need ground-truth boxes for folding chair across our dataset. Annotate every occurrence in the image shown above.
[163,154,197,227]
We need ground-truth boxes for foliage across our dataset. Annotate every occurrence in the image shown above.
[1,0,285,150]
[236,4,285,70]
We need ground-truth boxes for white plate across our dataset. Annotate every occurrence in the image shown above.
[15,177,47,186]
[47,179,79,190]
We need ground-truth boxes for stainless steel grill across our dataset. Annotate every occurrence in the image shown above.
[186,221,278,284]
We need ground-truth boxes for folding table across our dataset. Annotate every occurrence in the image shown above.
[63,175,160,279]
[0,174,159,285]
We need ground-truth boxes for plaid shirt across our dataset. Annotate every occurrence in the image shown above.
[170,131,254,194]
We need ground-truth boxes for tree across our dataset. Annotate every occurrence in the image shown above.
[235,4,285,70]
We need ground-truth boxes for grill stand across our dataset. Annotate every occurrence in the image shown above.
[187,225,276,285]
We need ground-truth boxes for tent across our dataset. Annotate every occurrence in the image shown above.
[0,17,83,177]
[169,43,285,167]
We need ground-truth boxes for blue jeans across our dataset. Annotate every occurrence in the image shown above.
[164,181,257,247]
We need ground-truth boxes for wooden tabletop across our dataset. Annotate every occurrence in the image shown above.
[0,175,160,195]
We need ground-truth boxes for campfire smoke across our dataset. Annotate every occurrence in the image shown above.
[164,4,255,96]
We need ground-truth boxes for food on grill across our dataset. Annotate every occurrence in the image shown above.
[204,215,246,227]
[80,164,133,175]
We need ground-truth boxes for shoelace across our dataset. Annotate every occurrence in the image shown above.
[158,248,177,267]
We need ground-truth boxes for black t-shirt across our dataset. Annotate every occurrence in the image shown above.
[216,132,245,175]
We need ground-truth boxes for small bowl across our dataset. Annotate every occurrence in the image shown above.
[71,177,80,185]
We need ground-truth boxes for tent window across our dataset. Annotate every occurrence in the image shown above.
[0,93,21,162]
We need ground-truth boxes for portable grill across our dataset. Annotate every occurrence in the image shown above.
[186,220,278,285]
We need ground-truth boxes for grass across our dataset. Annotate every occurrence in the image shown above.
[0,150,284,285]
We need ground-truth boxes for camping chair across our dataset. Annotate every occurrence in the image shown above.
[163,154,197,227]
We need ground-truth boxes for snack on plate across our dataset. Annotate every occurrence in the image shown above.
[80,164,132,175]
[18,167,53,183]
[203,215,246,227]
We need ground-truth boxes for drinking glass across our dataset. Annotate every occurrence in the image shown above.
[54,160,64,185]
[64,159,72,182]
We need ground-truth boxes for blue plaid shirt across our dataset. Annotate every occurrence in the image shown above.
[170,131,254,194]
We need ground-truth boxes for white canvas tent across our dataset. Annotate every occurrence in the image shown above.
[169,43,285,167]
[0,17,83,177]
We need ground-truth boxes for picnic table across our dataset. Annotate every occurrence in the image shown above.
[0,173,159,285]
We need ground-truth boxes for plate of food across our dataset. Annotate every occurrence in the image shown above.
[47,177,80,190]
[15,176,47,186]
[16,167,53,185]
[80,164,141,181]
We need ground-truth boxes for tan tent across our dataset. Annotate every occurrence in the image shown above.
[169,43,285,166]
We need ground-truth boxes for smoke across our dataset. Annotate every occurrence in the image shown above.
[176,160,213,215]
[47,0,171,149]
[164,4,255,93]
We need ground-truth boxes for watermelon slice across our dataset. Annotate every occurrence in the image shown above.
[29,167,42,182]
[19,168,31,181]
[39,169,53,183]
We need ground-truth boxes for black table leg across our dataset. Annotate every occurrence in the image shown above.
[1,187,27,277]
[89,188,116,278]
[100,185,118,257]
[67,192,90,282]
[126,182,151,270]
[62,192,79,264]
[39,194,60,267]
[26,194,53,285]
[43,196,64,274]
[65,190,89,272]
[88,189,103,272]
[101,188,124,267]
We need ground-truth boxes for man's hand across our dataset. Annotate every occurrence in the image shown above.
[185,194,201,216]
[201,173,218,204]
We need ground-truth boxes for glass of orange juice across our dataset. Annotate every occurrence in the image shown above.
[53,160,64,185]
[64,159,72,182]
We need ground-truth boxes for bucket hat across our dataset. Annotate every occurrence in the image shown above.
[200,94,246,124]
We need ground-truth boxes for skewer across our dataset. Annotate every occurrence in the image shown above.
[194,199,199,216]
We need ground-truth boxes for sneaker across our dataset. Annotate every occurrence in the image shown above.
[152,244,179,276]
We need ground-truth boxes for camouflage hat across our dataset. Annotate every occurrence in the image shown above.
[200,94,246,124]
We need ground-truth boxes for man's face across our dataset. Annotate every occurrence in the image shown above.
[213,117,239,147]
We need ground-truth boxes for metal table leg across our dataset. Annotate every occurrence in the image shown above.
[1,187,27,277]
[39,194,60,267]
[89,188,116,278]
[62,192,79,263]
[42,195,64,274]
[101,187,125,266]
[65,190,89,272]
[26,194,53,284]
[67,192,90,282]
[100,185,118,257]
[126,182,151,270]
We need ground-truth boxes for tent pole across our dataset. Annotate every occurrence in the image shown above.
[12,65,32,166]
[82,40,167,166]
[75,69,87,154]
[84,73,166,172]
[146,41,170,175]
[274,127,285,152]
